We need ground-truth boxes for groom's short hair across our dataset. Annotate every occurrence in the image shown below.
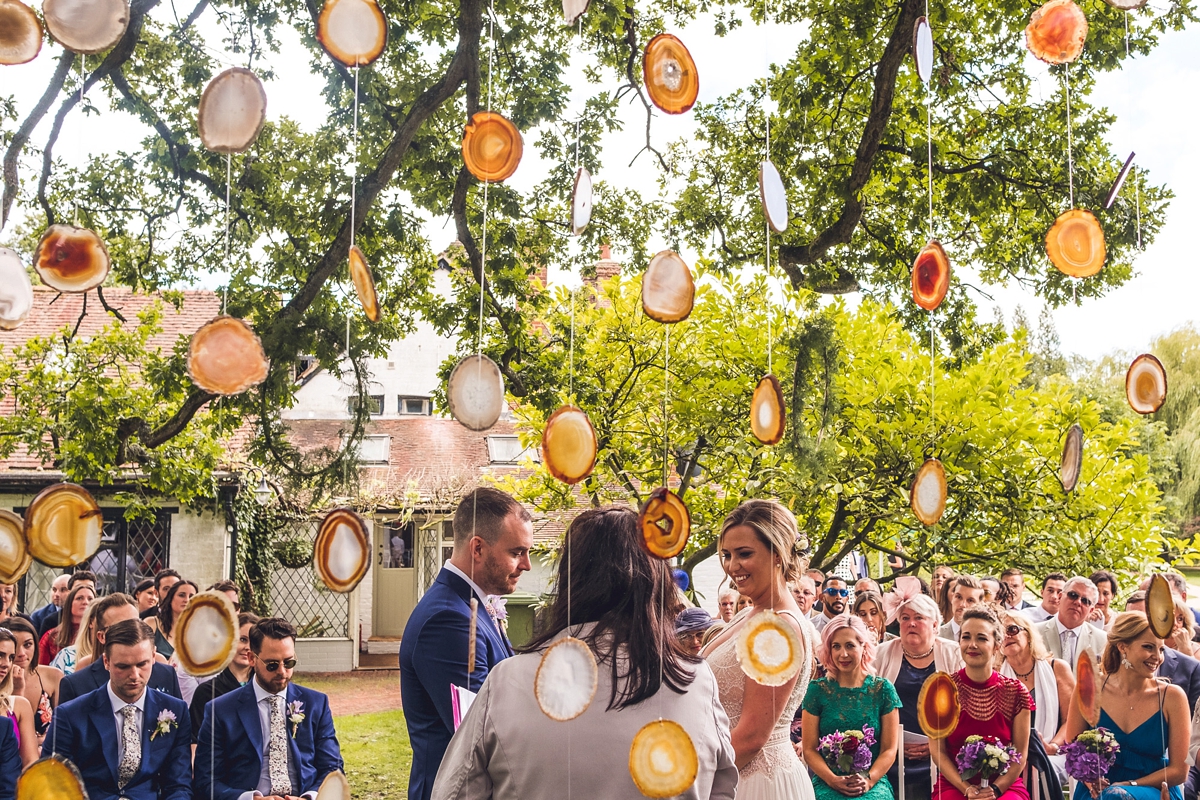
[452,487,530,549]
[250,617,297,653]
[104,619,153,656]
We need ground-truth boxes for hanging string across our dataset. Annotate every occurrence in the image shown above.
[350,65,360,250]
[1124,12,1130,58]
[764,0,773,374]
[475,4,496,358]
[223,153,231,315]
[568,290,576,401]
[75,55,84,228]
[1135,171,1143,250]
[925,93,934,240]
[663,326,670,487]
[1064,63,1075,209]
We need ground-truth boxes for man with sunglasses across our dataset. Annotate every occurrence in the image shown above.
[811,576,849,632]
[1033,576,1105,670]
[195,617,343,800]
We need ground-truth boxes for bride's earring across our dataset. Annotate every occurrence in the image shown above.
[1121,651,1134,670]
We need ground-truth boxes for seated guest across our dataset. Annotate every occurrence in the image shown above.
[931,566,956,613]
[0,628,39,766]
[0,702,18,800]
[717,587,738,623]
[28,574,70,637]
[431,506,736,800]
[5,617,60,745]
[813,576,849,632]
[737,594,754,614]
[1024,571,1066,623]
[939,576,984,641]
[54,601,101,674]
[792,576,818,615]
[140,570,180,620]
[189,612,260,743]
[1000,569,1033,611]
[41,620,192,800]
[1034,575,1105,670]
[853,590,893,643]
[1088,569,1119,629]
[40,583,94,667]
[132,579,158,615]
[147,580,197,660]
[998,611,1070,794]
[676,608,713,656]
[195,618,342,800]
[1169,597,1200,660]
[58,594,181,704]
[36,571,96,638]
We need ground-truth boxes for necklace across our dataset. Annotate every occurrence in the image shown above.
[902,643,935,661]
[1013,661,1035,680]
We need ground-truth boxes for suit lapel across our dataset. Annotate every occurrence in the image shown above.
[238,685,265,767]
[286,684,304,783]
[88,689,121,786]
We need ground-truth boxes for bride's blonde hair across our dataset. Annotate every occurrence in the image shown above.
[719,499,808,583]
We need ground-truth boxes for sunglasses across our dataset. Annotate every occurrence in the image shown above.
[1004,625,1023,638]
[260,658,297,672]
[824,588,849,597]
[1066,590,1095,607]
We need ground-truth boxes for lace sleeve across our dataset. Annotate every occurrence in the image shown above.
[802,678,827,716]
[875,676,902,716]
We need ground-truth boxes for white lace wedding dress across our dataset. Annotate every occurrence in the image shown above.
[707,609,817,800]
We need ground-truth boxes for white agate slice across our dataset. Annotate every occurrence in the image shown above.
[534,636,598,721]
[198,68,268,154]
[758,160,788,233]
[0,247,33,330]
[42,0,128,54]
[447,354,505,431]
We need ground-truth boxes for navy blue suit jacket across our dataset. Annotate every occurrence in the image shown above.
[399,567,513,800]
[59,658,181,705]
[1160,646,1200,717]
[193,681,342,800]
[41,685,192,800]
[29,602,58,637]
[0,716,18,800]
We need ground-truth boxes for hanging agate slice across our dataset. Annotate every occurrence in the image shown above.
[758,161,788,233]
[735,609,804,686]
[1060,423,1083,493]
[42,0,128,55]
[33,224,111,293]
[571,166,593,236]
[638,487,690,559]
[916,671,960,739]
[911,240,950,311]
[750,374,786,446]
[1046,209,1105,278]
[447,353,505,431]
[542,405,597,485]
[629,719,699,798]
[1126,353,1167,415]
[1147,573,1174,639]
[1025,0,1088,65]
[911,458,946,527]
[173,590,238,678]
[534,636,598,721]
[187,316,270,396]
[0,247,33,330]
[197,68,267,154]
[1074,649,1100,725]
[0,509,31,584]
[912,16,934,84]
[23,483,102,568]
[16,756,87,800]
[314,508,371,593]
[316,0,387,67]
[349,245,380,322]
[641,250,694,324]
[0,0,42,65]
[1103,0,1147,9]
[642,34,698,115]
[1105,152,1136,210]
[316,771,351,800]
[462,112,523,183]
[562,0,588,24]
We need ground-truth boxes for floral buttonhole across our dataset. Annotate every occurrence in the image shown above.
[288,701,305,737]
[150,709,177,741]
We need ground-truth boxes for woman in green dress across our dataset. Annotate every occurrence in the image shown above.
[802,614,901,799]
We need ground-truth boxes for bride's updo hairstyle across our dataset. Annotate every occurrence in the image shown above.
[1102,611,1153,676]
[718,499,808,583]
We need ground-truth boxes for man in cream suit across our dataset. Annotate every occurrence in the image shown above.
[1035,576,1105,670]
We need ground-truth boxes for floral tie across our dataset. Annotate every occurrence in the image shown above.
[117,704,140,788]
[268,695,292,796]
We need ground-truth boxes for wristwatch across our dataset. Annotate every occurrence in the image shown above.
[1131,781,1139,787]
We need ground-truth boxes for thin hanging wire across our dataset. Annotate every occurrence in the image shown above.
[223,153,231,315]
[75,56,84,228]
[475,6,496,358]
[1124,12,1130,58]
[663,326,670,487]
[764,0,773,374]
[568,291,576,401]
[350,65,360,250]
[1135,171,1143,249]
[1065,63,1075,208]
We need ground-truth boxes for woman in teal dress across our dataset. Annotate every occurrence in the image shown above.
[1064,611,1189,799]
[803,615,901,799]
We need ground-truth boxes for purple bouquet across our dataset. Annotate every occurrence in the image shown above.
[817,725,876,776]
[955,735,1021,788]
[1060,728,1120,785]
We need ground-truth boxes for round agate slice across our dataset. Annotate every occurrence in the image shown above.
[642,33,698,115]
[17,755,87,800]
[641,250,694,324]
[638,487,690,559]
[187,316,270,396]
[534,636,598,721]
[541,405,597,485]
[629,720,698,798]
[917,671,960,739]
[0,247,34,330]
[1060,423,1083,492]
[447,353,505,431]
[1025,0,1088,65]
[911,458,946,527]
[316,771,351,800]
[314,508,371,593]
[1046,209,1105,278]
[173,590,238,678]
[758,160,788,233]
[349,245,380,322]
[0,509,31,584]
[462,112,523,183]
[42,0,128,54]
[913,16,934,84]
[571,166,593,236]
[750,374,786,445]
[911,240,950,311]
[198,68,268,154]
[23,482,102,568]
[33,224,111,293]
[1147,573,1174,639]
[1126,353,1166,414]
[0,0,43,65]
[735,609,805,686]
[316,0,388,67]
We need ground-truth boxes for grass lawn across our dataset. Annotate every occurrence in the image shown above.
[336,710,412,798]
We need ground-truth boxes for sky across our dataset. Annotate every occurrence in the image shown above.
[2,6,1198,366]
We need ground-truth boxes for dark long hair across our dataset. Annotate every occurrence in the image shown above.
[158,580,198,637]
[520,506,698,710]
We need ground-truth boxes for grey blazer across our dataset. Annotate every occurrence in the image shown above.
[1035,618,1106,670]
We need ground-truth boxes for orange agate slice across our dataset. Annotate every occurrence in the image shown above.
[187,316,270,396]
[23,483,102,568]
[1147,573,1174,639]
[642,34,698,115]
[750,374,786,446]
[629,720,698,798]
[173,590,238,678]
[735,609,805,686]
[541,405,597,485]
[316,0,387,67]
[1126,353,1166,415]
[1025,0,1088,65]
[0,509,31,584]
[641,250,694,324]
[17,755,87,800]
[911,458,946,527]
[911,240,950,311]
[462,111,523,183]
[349,245,380,322]
[534,636,598,721]
[198,68,267,154]
[638,487,690,559]
[1074,649,1100,725]
[1060,423,1083,492]
[0,0,42,65]
[34,224,111,293]
[917,671,960,739]
[42,0,128,54]
[1046,209,1105,278]
[314,508,371,593]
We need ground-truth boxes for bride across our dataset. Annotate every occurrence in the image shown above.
[703,499,818,800]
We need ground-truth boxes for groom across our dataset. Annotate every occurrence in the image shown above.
[42,619,192,800]
[400,487,533,800]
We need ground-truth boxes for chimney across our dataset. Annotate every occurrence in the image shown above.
[582,244,621,308]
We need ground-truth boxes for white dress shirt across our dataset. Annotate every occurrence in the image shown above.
[1055,616,1080,664]
[1024,605,1052,623]
[107,683,146,767]
[444,561,488,603]
[239,680,316,800]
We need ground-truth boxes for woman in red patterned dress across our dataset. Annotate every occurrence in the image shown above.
[932,606,1034,800]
